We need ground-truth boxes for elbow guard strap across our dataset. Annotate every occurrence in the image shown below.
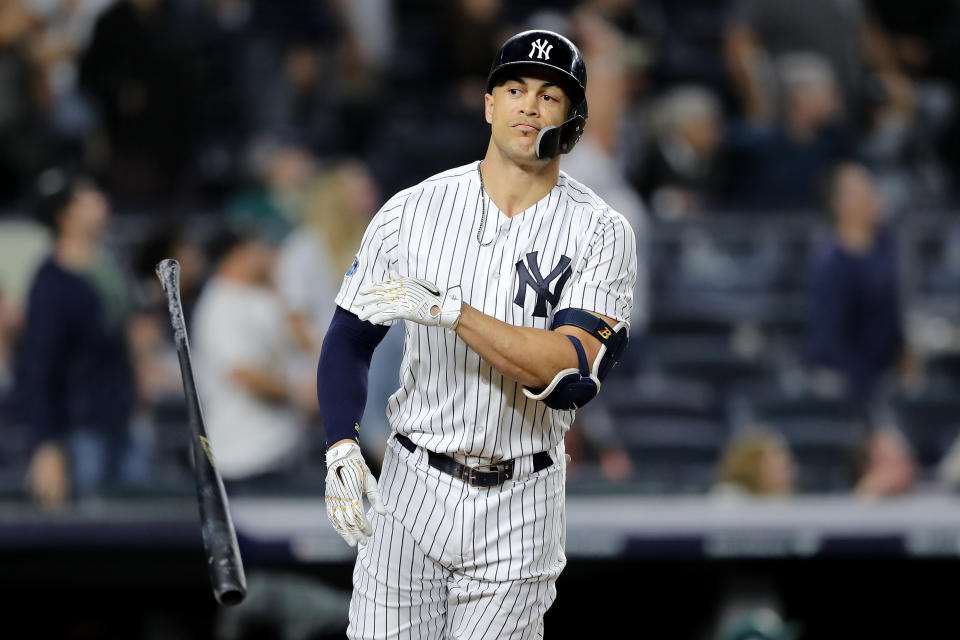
[523,335,600,410]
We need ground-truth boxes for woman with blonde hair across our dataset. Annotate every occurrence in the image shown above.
[275,161,380,349]
[275,161,401,464]
[715,427,796,497]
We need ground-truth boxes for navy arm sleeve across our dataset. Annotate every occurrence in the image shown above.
[317,306,390,448]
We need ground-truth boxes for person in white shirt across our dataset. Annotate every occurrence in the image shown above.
[192,229,315,482]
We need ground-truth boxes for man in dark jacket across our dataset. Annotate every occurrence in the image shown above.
[808,163,904,400]
[19,170,138,507]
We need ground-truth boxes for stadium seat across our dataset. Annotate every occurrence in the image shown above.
[603,373,721,421]
[621,416,726,493]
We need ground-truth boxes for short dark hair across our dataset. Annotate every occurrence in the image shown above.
[32,168,97,233]
[206,226,261,267]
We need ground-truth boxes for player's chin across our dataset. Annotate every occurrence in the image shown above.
[507,137,539,160]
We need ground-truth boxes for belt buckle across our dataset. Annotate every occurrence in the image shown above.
[468,460,514,487]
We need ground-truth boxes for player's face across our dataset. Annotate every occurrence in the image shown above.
[485,76,571,164]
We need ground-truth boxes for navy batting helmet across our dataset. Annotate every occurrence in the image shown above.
[487,30,588,161]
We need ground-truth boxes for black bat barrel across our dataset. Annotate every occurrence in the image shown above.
[156,259,247,606]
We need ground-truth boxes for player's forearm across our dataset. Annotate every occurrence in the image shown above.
[454,303,576,388]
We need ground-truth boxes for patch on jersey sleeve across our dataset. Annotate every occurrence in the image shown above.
[346,255,360,276]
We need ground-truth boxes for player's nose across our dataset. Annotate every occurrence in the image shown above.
[519,93,539,116]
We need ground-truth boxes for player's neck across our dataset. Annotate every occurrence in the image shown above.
[480,143,560,217]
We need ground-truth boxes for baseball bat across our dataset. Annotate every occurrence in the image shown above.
[156,258,247,606]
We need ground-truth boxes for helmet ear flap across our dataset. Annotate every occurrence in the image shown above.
[535,126,561,160]
[534,99,588,161]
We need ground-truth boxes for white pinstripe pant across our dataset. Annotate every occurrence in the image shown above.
[347,435,567,639]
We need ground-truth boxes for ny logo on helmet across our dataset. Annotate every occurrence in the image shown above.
[514,251,572,318]
[528,39,553,60]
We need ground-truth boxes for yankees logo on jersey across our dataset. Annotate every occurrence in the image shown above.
[336,161,637,466]
[514,251,572,318]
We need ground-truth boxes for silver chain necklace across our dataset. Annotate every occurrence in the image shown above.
[476,162,495,246]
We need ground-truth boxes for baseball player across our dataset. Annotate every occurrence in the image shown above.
[317,30,637,639]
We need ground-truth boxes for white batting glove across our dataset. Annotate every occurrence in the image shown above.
[325,442,386,548]
[355,277,462,329]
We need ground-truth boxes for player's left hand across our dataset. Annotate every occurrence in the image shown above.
[325,442,387,547]
[356,277,462,329]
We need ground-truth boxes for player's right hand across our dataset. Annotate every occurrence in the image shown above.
[325,441,387,547]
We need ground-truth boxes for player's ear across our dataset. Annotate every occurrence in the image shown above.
[484,91,494,125]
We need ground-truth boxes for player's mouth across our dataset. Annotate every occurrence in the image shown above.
[512,122,541,134]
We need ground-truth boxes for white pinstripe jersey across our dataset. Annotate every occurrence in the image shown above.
[335,161,637,464]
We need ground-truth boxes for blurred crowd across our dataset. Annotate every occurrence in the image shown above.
[0,0,959,509]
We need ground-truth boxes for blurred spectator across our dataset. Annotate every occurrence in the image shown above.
[191,0,257,201]
[807,163,905,400]
[191,228,314,485]
[0,218,51,403]
[635,85,723,219]
[857,1,955,209]
[715,428,796,497]
[275,161,379,346]
[273,160,403,464]
[855,427,916,498]
[0,285,17,395]
[0,0,45,202]
[241,1,347,155]
[248,0,337,48]
[724,0,867,121]
[566,404,634,484]
[365,0,493,196]
[937,426,960,491]
[714,607,801,640]
[563,11,649,332]
[724,53,850,211]
[252,40,347,154]
[227,139,316,242]
[78,0,200,205]
[560,14,647,484]
[334,0,394,75]
[18,169,144,507]
[28,0,112,145]
[438,0,503,95]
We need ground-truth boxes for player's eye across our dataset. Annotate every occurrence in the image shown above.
[508,88,521,96]
[542,94,557,102]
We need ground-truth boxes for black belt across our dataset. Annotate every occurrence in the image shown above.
[395,434,553,488]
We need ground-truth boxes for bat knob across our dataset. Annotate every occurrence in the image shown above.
[156,258,181,283]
